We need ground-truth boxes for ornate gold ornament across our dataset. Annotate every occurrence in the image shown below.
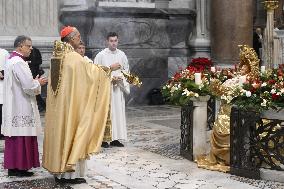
[50,40,74,96]
[238,45,260,80]
[262,0,279,11]
[209,45,260,98]
[121,71,142,87]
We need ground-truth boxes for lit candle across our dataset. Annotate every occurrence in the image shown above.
[210,66,216,72]
[195,73,202,85]
[261,66,265,73]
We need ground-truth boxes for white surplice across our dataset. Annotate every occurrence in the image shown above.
[94,48,130,141]
[1,52,41,137]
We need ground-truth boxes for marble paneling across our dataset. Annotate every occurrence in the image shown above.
[0,0,60,66]
[168,57,188,78]
[64,7,195,104]
[0,0,59,37]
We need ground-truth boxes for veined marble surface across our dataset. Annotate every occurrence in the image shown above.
[0,105,283,189]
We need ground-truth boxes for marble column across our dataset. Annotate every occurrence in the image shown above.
[189,0,211,59]
[264,10,275,69]
[211,0,253,66]
[262,1,279,69]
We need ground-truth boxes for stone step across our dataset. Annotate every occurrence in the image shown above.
[260,168,284,183]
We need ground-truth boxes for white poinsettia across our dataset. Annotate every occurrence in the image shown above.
[198,83,204,89]
[170,85,179,93]
[245,90,251,97]
[261,82,267,87]
[182,88,190,96]
[271,89,276,94]
[182,88,199,97]
[261,99,267,107]
[162,85,167,90]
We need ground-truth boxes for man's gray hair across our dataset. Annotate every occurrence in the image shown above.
[14,35,31,48]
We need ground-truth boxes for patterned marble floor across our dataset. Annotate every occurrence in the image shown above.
[0,105,284,189]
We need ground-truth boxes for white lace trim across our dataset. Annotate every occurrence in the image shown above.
[11,115,36,128]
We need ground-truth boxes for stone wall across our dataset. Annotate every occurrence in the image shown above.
[61,6,195,104]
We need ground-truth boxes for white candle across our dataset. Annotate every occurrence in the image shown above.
[261,66,265,73]
[195,73,202,85]
[239,75,246,85]
[210,66,216,72]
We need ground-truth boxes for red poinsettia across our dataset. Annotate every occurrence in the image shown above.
[267,79,276,85]
[173,72,182,81]
[272,93,280,100]
[186,65,198,73]
[188,57,213,71]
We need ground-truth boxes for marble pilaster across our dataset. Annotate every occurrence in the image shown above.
[0,0,60,66]
[188,0,211,60]
[211,0,253,66]
[0,0,59,37]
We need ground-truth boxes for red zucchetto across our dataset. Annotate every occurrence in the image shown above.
[60,26,75,38]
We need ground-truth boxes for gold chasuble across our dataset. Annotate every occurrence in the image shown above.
[43,41,112,173]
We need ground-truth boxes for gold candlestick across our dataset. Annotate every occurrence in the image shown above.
[262,0,279,10]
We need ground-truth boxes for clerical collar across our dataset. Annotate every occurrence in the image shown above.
[9,51,26,60]
[107,48,117,54]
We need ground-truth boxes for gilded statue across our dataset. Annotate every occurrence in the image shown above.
[196,45,260,172]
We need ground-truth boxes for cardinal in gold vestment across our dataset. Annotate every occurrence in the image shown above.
[43,28,112,178]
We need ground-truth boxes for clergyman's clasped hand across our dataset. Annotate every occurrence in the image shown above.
[35,75,48,86]
[110,62,121,71]
[112,76,123,85]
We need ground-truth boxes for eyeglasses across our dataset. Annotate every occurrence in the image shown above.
[21,44,32,48]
